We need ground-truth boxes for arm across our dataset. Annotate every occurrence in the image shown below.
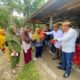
[45,31,54,35]
[57,30,77,42]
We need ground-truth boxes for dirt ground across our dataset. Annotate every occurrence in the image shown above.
[0,50,80,80]
[0,51,54,80]
[0,51,24,80]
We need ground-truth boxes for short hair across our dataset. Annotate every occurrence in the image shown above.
[45,24,49,27]
[53,23,59,28]
[62,21,72,27]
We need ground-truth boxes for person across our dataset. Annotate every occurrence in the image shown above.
[32,28,43,61]
[44,24,52,50]
[21,29,32,64]
[56,21,78,78]
[44,23,63,60]
[0,29,6,54]
[6,26,21,74]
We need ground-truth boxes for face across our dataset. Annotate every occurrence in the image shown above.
[13,27,16,33]
[2,30,6,35]
[35,28,40,34]
[28,29,31,32]
[61,24,70,32]
[53,26,59,31]
[45,25,49,30]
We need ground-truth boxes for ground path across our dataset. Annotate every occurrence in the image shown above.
[0,51,24,80]
[0,51,54,80]
[35,50,80,80]
[0,50,80,80]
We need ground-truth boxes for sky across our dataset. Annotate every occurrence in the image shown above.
[45,0,48,3]
[13,10,23,18]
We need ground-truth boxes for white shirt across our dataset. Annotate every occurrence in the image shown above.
[22,41,31,53]
[57,28,78,53]
[46,29,63,48]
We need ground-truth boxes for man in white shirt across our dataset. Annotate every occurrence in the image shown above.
[45,23,63,60]
[56,21,78,78]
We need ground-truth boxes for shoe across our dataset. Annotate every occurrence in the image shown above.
[59,62,62,65]
[33,58,38,61]
[52,58,56,60]
[63,73,69,78]
[12,69,16,74]
[52,57,59,60]
[57,66,65,70]
[16,64,22,68]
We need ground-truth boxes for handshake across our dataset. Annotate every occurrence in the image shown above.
[43,32,58,44]
[50,39,58,45]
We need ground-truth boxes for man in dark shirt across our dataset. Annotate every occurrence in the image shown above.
[44,24,53,51]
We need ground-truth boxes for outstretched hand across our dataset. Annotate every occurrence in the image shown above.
[42,32,46,34]
[50,39,58,44]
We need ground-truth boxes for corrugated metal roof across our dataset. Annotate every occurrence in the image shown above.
[27,0,80,24]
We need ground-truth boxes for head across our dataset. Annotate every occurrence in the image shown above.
[26,28,30,32]
[61,21,72,32]
[45,24,49,30]
[24,29,29,34]
[9,26,15,34]
[0,29,6,36]
[35,28,40,34]
[13,27,17,33]
[53,23,59,31]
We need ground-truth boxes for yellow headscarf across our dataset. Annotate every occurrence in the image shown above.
[0,29,6,49]
[32,28,41,42]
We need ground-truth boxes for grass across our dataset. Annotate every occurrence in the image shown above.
[16,61,40,80]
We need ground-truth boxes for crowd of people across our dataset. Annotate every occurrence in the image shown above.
[0,21,80,78]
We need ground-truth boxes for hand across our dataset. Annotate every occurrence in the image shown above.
[0,49,2,54]
[43,32,46,34]
[54,39,58,42]
[50,39,57,44]
[12,49,16,57]
[0,49,2,52]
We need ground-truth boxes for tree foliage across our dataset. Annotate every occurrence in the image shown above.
[0,7,9,28]
[0,0,46,28]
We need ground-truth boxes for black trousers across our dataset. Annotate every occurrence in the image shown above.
[35,46,43,58]
[51,45,62,58]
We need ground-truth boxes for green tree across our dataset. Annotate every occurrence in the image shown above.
[0,0,24,25]
[23,0,32,18]
[12,16,24,28]
[0,7,9,28]
[23,0,45,19]
[0,0,46,28]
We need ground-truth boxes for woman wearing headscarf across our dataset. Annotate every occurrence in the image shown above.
[6,26,21,74]
[32,28,43,61]
[20,28,32,64]
[0,29,6,50]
